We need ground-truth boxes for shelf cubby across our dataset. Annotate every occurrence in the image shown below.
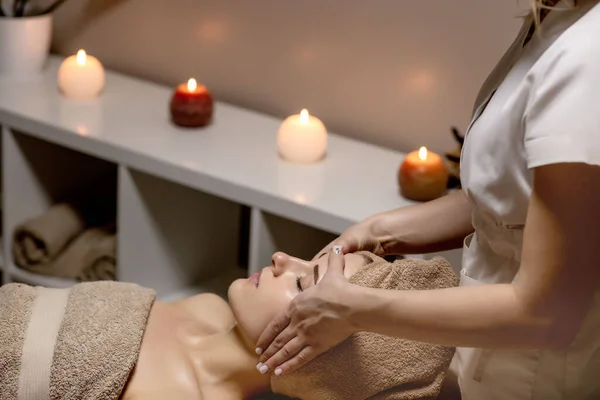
[2,128,117,286]
[118,167,242,297]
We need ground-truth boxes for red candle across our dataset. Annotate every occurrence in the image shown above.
[170,78,213,127]
[398,146,449,201]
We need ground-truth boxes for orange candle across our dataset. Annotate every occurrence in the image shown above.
[170,78,213,127]
[398,146,449,201]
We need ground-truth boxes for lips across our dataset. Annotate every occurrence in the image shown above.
[250,271,261,288]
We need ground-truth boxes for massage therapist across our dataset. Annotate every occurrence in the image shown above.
[256,1,600,399]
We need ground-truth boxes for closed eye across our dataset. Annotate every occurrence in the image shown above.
[296,276,304,292]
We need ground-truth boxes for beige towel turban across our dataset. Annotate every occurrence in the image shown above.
[271,253,459,400]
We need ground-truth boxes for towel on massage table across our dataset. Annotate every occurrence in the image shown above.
[0,281,155,400]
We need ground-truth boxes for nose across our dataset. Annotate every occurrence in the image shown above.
[271,252,291,277]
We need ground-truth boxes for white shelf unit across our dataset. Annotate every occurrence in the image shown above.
[0,56,461,299]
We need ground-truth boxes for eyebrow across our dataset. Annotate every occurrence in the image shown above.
[310,253,325,286]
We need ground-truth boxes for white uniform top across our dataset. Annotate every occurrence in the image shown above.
[457,0,600,398]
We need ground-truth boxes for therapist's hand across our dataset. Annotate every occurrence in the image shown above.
[255,246,358,375]
[312,217,387,261]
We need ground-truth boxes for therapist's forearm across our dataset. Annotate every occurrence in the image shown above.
[372,190,474,254]
[347,284,555,349]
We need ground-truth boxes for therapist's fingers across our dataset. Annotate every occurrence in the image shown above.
[258,336,304,374]
[255,309,292,357]
[272,346,319,376]
[322,245,345,280]
[311,239,352,261]
[257,324,296,364]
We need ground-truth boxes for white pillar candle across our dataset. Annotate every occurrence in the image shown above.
[277,109,327,163]
[58,49,105,99]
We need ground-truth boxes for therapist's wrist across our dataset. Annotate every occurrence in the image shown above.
[370,212,403,255]
[344,283,376,333]
[347,285,399,335]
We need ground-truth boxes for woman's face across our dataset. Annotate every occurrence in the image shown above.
[228,251,372,341]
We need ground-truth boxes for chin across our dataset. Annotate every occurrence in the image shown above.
[227,278,245,305]
[227,279,259,339]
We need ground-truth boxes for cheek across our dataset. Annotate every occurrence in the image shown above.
[228,279,295,341]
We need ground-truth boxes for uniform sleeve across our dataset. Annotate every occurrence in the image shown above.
[524,41,600,169]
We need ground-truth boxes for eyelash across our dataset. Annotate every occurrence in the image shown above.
[296,277,304,292]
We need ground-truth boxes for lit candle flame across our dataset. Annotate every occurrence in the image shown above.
[76,49,87,66]
[75,124,88,136]
[294,193,307,204]
[418,146,428,161]
[187,78,197,92]
[300,109,309,124]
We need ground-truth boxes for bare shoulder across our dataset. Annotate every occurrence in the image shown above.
[125,387,248,400]
[174,293,235,332]
[123,389,202,400]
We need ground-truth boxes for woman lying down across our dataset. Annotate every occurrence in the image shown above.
[0,250,459,400]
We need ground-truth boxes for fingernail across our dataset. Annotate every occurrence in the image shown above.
[274,368,283,376]
[259,364,269,374]
[255,347,263,355]
[256,363,263,371]
[333,245,342,254]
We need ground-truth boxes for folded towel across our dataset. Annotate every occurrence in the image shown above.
[272,253,459,400]
[0,281,155,400]
[12,174,117,273]
[77,255,116,282]
[13,203,85,269]
[17,226,117,281]
[69,227,116,282]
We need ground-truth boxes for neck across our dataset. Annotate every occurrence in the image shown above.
[183,325,270,398]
